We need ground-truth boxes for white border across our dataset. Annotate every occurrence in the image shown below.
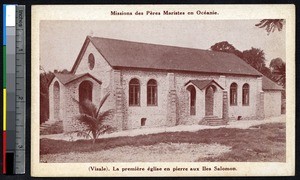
[31,5,295,177]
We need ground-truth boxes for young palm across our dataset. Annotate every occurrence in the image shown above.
[71,93,114,144]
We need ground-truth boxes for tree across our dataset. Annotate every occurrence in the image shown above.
[70,93,115,144]
[210,41,236,53]
[210,41,243,58]
[255,19,285,35]
[270,58,285,71]
[260,65,274,79]
[210,42,281,87]
[241,47,266,71]
[40,71,55,124]
[270,58,286,87]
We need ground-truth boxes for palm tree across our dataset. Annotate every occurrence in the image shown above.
[255,19,285,35]
[242,47,266,71]
[71,93,115,144]
[270,58,286,88]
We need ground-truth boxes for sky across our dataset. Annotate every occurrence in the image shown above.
[40,20,286,72]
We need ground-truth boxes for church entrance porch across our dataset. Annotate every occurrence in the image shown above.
[185,79,225,126]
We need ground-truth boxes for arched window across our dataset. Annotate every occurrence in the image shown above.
[230,83,238,106]
[187,85,196,115]
[53,81,60,119]
[242,83,250,106]
[129,78,140,106]
[147,79,157,106]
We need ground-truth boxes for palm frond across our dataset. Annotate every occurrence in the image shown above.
[255,19,284,35]
[75,114,98,130]
[96,93,110,117]
[96,125,115,138]
[97,109,114,123]
[72,98,97,117]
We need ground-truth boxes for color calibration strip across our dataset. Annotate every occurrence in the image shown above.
[2,4,26,174]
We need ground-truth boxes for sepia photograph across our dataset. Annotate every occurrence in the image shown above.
[31,5,295,176]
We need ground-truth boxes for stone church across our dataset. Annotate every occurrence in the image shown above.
[48,36,283,132]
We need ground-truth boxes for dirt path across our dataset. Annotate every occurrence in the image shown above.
[41,115,286,141]
[41,143,231,163]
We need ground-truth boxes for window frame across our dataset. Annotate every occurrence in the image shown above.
[147,79,158,106]
[230,83,238,106]
[129,78,140,106]
[88,53,95,70]
[242,83,250,106]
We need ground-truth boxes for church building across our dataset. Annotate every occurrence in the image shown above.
[48,36,283,132]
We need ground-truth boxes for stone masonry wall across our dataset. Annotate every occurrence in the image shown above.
[264,90,281,117]
[222,91,229,121]
[121,70,169,129]
[49,69,263,132]
[225,75,260,120]
[166,73,178,126]
[121,69,262,129]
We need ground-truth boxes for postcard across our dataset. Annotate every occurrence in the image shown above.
[31,5,295,176]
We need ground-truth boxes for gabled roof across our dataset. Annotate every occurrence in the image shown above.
[71,36,262,77]
[53,73,102,85]
[70,36,283,91]
[262,75,284,91]
[185,80,224,90]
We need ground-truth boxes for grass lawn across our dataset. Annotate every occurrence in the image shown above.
[40,122,285,162]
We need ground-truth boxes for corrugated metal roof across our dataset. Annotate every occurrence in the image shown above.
[87,36,262,76]
[186,80,224,90]
[262,75,284,91]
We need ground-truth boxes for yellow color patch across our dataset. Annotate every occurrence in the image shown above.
[3,89,6,131]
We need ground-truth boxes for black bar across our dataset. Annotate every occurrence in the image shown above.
[6,152,14,174]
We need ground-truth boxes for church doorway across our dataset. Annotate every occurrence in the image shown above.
[205,85,215,116]
[187,85,196,115]
[79,80,93,112]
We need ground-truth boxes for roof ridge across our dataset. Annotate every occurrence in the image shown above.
[73,35,262,77]
[88,36,236,56]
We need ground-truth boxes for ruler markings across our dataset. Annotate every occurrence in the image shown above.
[14,5,26,174]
